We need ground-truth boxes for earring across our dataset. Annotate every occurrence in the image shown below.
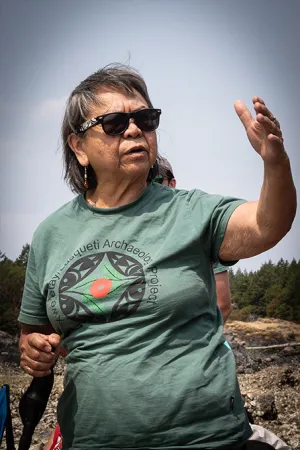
[84,166,88,189]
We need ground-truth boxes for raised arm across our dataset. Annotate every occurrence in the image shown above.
[219,97,296,261]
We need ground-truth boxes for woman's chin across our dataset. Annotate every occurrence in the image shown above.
[124,162,151,180]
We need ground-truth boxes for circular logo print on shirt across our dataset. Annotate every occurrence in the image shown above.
[59,252,145,323]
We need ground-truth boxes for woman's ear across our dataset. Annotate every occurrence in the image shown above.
[169,178,177,188]
[68,133,89,166]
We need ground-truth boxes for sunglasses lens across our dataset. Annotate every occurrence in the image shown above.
[136,109,161,131]
[102,113,128,135]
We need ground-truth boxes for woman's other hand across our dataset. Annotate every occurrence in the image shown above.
[19,324,61,377]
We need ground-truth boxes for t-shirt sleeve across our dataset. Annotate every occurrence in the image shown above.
[213,261,228,274]
[18,242,50,326]
[187,190,247,266]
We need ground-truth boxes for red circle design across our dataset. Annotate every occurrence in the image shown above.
[90,278,112,299]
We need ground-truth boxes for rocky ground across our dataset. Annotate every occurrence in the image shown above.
[1,319,300,450]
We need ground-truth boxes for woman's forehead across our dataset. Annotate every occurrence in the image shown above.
[90,88,148,115]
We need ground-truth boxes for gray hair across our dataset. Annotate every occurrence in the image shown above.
[62,63,155,193]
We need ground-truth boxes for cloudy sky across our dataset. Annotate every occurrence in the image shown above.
[0,0,299,271]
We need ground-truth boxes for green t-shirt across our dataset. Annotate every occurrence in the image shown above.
[19,183,251,450]
[212,262,228,275]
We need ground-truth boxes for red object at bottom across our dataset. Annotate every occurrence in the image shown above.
[50,425,63,450]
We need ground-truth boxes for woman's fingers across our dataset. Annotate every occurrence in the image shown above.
[48,333,61,349]
[20,332,61,377]
[235,98,282,138]
[252,96,265,106]
[234,97,286,162]
[253,98,282,137]
[21,353,54,371]
[234,100,254,130]
[254,100,281,126]
[26,345,55,363]
[26,332,61,354]
[20,350,56,377]
[253,101,279,123]
[256,113,283,139]
[27,332,52,352]
[21,362,52,377]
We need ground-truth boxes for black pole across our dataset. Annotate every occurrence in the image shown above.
[18,369,54,450]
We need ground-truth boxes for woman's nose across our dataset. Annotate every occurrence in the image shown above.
[123,118,142,138]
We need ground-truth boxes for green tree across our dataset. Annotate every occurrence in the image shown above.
[0,247,27,335]
[15,243,30,267]
[229,268,251,309]
[230,259,300,324]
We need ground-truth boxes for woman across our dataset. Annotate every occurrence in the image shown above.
[43,156,232,450]
[19,64,296,450]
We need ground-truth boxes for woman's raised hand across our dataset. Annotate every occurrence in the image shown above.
[234,96,287,165]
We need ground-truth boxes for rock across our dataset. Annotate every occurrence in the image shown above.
[282,346,295,355]
[237,365,245,374]
[278,368,297,387]
[290,438,300,449]
[0,330,20,364]
[225,332,260,373]
[255,393,278,420]
[239,363,300,449]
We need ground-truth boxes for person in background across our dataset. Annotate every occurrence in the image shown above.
[213,264,232,323]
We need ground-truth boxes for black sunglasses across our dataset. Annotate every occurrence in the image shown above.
[76,108,161,135]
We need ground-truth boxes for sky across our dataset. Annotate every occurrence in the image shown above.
[0,0,299,272]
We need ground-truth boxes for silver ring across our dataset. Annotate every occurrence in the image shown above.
[271,116,277,124]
